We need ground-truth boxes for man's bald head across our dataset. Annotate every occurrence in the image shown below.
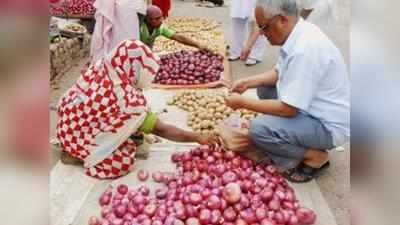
[146,5,163,19]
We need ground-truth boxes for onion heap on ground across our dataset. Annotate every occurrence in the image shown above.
[50,0,95,16]
[153,50,224,86]
[89,145,317,225]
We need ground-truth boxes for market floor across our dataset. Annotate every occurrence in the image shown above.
[50,1,350,225]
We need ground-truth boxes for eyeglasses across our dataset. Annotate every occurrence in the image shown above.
[258,15,281,33]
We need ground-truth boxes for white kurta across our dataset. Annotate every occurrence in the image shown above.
[229,0,267,61]
[298,0,337,27]
[91,0,147,63]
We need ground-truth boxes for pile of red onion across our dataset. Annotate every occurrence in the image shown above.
[66,0,95,15]
[89,145,316,225]
[50,0,95,16]
[153,50,224,85]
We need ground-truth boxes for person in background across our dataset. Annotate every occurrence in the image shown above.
[90,0,149,64]
[140,5,209,50]
[298,0,336,28]
[152,0,171,17]
[229,0,267,66]
[195,0,224,8]
[225,0,349,183]
[57,40,217,179]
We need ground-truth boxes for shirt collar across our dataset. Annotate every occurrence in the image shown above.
[281,18,304,56]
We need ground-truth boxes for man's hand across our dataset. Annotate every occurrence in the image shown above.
[196,133,219,145]
[225,93,246,110]
[230,79,248,94]
[240,47,251,60]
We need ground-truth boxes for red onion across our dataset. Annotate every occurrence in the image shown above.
[88,216,100,225]
[173,219,185,225]
[222,183,242,204]
[127,204,138,216]
[123,221,133,225]
[101,207,111,218]
[186,205,199,217]
[215,164,227,176]
[260,188,274,202]
[211,188,221,196]
[206,156,216,164]
[222,171,238,185]
[260,218,276,225]
[199,209,212,225]
[235,218,248,225]
[223,207,237,222]
[240,180,253,193]
[296,207,316,225]
[99,193,111,206]
[240,195,250,208]
[113,204,127,218]
[182,152,192,162]
[268,199,281,211]
[132,195,145,205]
[110,218,123,225]
[152,220,163,225]
[189,193,202,205]
[117,184,128,195]
[273,212,284,224]
[224,151,236,160]
[210,209,222,224]
[207,195,221,210]
[127,190,138,200]
[171,153,182,163]
[231,158,241,168]
[144,204,156,217]
[186,217,201,225]
[183,161,193,172]
[152,171,164,182]
[201,188,212,199]
[255,208,267,221]
[155,188,168,199]
[138,186,150,196]
[239,209,257,224]
[138,170,149,181]
[123,212,134,221]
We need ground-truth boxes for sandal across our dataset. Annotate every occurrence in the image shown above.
[284,161,330,183]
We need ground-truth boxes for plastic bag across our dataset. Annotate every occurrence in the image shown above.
[216,112,251,152]
[216,113,269,163]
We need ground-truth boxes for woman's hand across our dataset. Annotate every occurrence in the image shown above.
[196,133,219,145]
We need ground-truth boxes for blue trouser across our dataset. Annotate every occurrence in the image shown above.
[249,86,335,170]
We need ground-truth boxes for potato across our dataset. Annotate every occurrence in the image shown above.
[167,99,175,105]
[215,112,223,119]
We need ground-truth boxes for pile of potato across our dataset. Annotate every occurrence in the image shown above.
[153,17,225,54]
[50,34,91,81]
[153,30,224,54]
[167,90,258,134]
[164,17,220,32]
